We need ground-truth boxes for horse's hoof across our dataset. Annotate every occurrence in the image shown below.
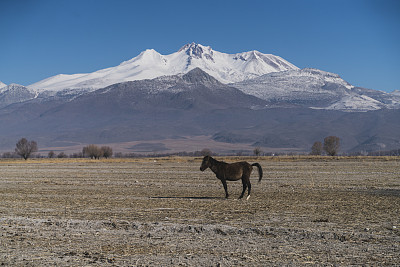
[246,195,251,200]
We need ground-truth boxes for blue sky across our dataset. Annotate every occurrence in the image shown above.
[1,0,399,92]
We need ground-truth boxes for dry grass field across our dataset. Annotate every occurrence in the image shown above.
[0,156,399,266]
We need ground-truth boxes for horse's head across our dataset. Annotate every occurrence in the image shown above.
[200,156,211,171]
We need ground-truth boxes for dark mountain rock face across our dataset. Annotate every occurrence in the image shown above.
[0,69,264,150]
[210,108,400,153]
[179,43,214,61]
[181,67,219,85]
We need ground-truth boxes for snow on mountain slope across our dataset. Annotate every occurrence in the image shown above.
[232,68,386,111]
[27,43,299,93]
[392,90,400,96]
[0,84,37,108]
[351,87,400,110]
[233,68,354,99]
[323,94,383,111]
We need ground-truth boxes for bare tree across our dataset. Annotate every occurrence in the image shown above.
[83,144,103,159]
[15,138,38,160]
[323,136,340,156]
[48,151,55,158]
[253,147,262,157]
[310,141,323,155]
[101,146,113,159]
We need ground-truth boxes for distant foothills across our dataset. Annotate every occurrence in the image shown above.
[0,43,399,155]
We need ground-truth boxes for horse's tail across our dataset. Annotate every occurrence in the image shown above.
[251,163,263,182]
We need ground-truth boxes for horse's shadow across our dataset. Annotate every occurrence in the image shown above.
[150,196,222,200]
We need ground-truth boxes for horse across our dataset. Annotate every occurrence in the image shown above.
[200,156,263,200]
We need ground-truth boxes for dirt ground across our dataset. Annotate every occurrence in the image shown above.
[0,157,399,266]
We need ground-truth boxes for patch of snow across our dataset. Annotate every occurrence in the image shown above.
[322,94,383,112]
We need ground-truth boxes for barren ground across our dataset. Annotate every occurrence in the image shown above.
[0,157,399,266]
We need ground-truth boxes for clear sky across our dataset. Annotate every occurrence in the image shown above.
[1,0,399,92]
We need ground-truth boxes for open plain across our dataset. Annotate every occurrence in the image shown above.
[0,157,399,266]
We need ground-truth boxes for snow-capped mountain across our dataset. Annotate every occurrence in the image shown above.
[27,43,298,93]
[231,68,397,111]
[2,43,399,112]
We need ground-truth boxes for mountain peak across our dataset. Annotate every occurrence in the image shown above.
[179,42,209,52]
[0,81,7,91]
[2,83,33,93]
[179,42,214,60]
[122,48,165,66]
[181,67,220,85]
[0,83,37,108]
[1,83,22,93]
[7,83,26,89]
[139,48,159,57]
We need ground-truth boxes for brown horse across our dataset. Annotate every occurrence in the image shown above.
[200,156,263,200]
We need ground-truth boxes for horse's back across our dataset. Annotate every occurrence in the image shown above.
[229,161,252,173]
[228,161,251,168]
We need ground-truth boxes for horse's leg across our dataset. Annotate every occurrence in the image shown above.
[239,178,247,199]
[221,179,229,198]
[246,178,252,200]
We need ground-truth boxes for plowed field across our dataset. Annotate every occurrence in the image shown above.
[1,157,399,266]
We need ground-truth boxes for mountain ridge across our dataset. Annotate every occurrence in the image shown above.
[27,43,298,93]
[2,43,397,112]
[232,68,400,111]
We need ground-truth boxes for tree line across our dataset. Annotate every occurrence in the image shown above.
[3,137,400,160]
[8,138,114,160]
[47,145,113,159]
[6,139,215,160]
